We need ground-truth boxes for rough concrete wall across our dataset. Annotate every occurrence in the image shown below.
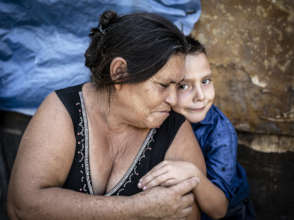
[191,0,294,152]
[191,2,294,218]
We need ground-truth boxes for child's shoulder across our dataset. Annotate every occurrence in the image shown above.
[208,105,228,120]
[207,105,235,132]
[191,105,229,132]
[192,105,237,150]
[206,106,238,151]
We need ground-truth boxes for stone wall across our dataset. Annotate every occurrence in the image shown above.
[191,0,294,152]
[191,1,294,219]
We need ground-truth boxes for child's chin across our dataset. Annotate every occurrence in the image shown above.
[186,113,206,123]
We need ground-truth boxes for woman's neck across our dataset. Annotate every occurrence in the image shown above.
[83,83,142,134]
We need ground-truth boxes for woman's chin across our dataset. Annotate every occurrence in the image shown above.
[146,114,169,128]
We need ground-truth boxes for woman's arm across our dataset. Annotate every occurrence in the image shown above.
[7,93,198,220]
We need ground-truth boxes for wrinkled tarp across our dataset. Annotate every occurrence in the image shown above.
[0,0,201,115]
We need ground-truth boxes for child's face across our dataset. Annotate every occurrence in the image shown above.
[174,53,215,123]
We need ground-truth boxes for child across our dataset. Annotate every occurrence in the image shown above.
[138,37,255,220]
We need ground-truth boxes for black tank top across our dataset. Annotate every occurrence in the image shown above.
[56,84,185,196]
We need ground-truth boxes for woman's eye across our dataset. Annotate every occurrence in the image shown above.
[202,78,212,85]
[178,84,189,90]
[159,83,168,88]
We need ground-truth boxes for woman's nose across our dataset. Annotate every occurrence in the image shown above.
[166,87,177,106]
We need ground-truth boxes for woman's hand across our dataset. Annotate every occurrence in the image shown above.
[138,160,200,190]
[136,177,199,219]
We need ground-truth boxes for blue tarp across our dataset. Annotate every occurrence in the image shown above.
[0,0,201,115]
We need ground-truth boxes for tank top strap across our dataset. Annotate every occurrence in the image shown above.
[150,111,185,167]
[55,84,84,135]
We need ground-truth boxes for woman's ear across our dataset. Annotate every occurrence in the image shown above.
[110,57,128,83]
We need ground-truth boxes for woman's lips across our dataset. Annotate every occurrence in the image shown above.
[158,111,170,115]
[154,110,170,117]
[155,108,170,113]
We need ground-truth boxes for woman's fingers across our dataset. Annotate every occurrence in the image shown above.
[181,193,194,207]
[179,206,193,218]
[175,193,194,218]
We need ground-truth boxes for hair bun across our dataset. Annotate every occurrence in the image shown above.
[99,10,118,29]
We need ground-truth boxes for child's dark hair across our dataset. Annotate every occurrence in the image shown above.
[85,10,188,90]
[186,36,206,55]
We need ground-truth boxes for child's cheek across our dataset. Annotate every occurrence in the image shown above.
[180,91,194,106]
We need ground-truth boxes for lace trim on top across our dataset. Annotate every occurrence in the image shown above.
[79,91,94,194]
[105,128,156,196]
[78,91,157,196]
[74,101,88,193]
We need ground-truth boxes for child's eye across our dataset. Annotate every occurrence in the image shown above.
[202,79,212,85]
[178,84,189,90]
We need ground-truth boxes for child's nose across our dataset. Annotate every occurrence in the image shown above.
[194,85,205,102]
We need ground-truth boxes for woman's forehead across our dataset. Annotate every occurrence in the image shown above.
[153,55,185,82]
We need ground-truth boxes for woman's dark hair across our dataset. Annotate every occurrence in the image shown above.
[85,10,188,90]
[186,36,206,55]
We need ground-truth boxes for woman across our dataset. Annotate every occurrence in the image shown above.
[139,37,255,220]
[7,11,205,219]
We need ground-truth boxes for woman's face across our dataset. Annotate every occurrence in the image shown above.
[117,54,185,128]
[173,53,215,123]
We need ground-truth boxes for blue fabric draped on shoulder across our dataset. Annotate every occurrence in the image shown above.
[0,0,201,115]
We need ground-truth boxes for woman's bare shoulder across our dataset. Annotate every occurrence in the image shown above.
[25,91,75,143]
[165,120,206,173]
[11,91,76,188]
